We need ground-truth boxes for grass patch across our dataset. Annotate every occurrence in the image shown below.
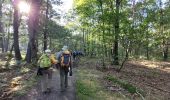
[106,75,144,95]
[76,67,127,100]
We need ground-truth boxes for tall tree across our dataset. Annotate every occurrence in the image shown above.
[13,0,22,61]
[113,0,121,65]
[26,0,41,64]
[43,0,49,51]
[0,0,5,53]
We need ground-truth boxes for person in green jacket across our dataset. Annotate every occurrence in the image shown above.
[38,49,53,94]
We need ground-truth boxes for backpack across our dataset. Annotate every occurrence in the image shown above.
[38,54,51,68]
[50,54,58,64]
[60,51,71,67]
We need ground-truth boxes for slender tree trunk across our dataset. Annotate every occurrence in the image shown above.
[83,28,86,54]
[163,40,168,61]
[113,0,120,65]
[146,26,150,60]
[49,36,52,49]
[6,31,10,52]
[6,4,13,52]
[0,0,4,53]
[43,0,49,51]
[159,0,167,61]
[5,24,10,52]
[10,43,14,54]
[13,0,22,61]
[164,46,168,61]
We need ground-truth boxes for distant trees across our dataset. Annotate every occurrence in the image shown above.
[73,0,170,64]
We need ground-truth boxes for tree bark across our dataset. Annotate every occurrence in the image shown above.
[113,0,121,65]
[0,0,4,53]
[26,0,41,64]
[163,40,168,61]
[43,0,49,51]
[13,0,22,61]
[25,42,31,63]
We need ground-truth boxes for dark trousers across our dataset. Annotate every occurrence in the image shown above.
[60,67,69,90]
[40,68,52,92]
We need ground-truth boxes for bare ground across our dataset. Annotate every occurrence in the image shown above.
[105,60,170,100]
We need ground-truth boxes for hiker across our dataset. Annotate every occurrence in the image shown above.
[72,51,77,61]
[56,46,72,92]
[37,49,57,94]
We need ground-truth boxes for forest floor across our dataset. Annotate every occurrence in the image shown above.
[106,60,170,100]
[0,53,170,100]
[76,57,170,100]
[0,53,38,100]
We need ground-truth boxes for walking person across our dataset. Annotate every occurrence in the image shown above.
[37,49,55,94]
[56,46,72,92]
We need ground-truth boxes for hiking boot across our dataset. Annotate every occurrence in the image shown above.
[42,91,48,94]
[60,88,65,92]
[47,88,52,93]
[65,85,68,88]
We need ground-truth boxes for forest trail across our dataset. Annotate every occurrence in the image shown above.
[14,69,76,100]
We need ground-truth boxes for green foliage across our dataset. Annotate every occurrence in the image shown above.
[72,0,170,61]
[7,52,13,58]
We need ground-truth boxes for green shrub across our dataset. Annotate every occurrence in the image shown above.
[7,53,13,58]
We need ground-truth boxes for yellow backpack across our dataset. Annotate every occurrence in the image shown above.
[50,54,58,64]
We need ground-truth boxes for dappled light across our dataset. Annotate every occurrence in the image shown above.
[20,67,30,73]
[133,60,170,73]
[11,76,22,88]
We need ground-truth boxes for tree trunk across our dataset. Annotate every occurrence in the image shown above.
[10,43,14,54]
[43,0,49,51]
[49,36,52,49]
[26,0,41,64]
[164,46,168,61]
[159,0,167,61]
[163,40,168,61]
[113,0,120,65]
[25,42,31,63]
[5,27,10,52]
[0,0,4,53]
[83,28,86,54]
[5,4,13,52]
[13,0,22,61]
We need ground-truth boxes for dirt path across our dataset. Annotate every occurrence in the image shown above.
[14,69,76,100]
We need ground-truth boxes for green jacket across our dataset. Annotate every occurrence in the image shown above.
[38,54,51,68]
